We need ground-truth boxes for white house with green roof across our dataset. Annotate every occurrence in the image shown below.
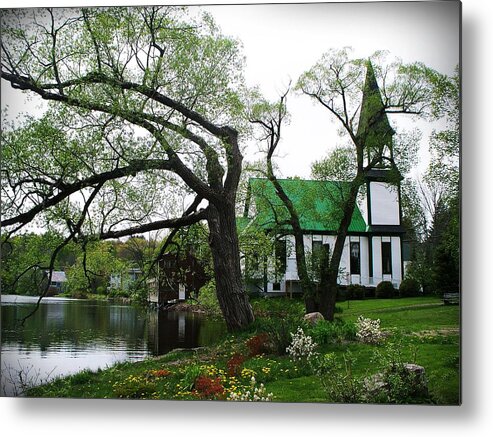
[239,62,412,293]
[240,174,405,295]
[240,61,408,295]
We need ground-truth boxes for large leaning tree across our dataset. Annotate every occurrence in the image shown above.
[0,6,254,330]
[296,49,442,320]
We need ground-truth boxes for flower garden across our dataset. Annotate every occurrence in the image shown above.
[26,296,460,404]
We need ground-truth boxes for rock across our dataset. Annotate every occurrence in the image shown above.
[364,363,429,401]
[303,312,325,325]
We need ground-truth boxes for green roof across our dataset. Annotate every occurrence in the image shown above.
[244,178,367,233]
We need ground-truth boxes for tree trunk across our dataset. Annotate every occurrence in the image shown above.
[319,271,339,321]
[292,229,318,313]
[319,179,362,320]
[207,202,255,331]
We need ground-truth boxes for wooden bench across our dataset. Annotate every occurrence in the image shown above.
[443,292,460,305]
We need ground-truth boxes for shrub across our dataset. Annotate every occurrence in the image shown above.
[128,281,149,305]
[198,280,221,316]
[226,353,246,377]
[367,342,432,404]
[356,316,384,345]
[347,284,365,300]
[399,278,421,297]
[194,375,225,400]
[180,363,203,391]
[108,288,130,299]
[252,297,304,319]
[286,327,318,361]
[260,316,304,356]
[311,352,366,403]
[246,333,270,357]
[307,319,357,345]
[365,287,376,298]
[375,281,396,298]
[312,344,433,404]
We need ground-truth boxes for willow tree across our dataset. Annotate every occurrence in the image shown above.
[1,6,254,330]
[296,49,440,320]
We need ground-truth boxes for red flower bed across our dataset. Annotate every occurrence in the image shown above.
[226,353,246,377]
[194,376,225,400]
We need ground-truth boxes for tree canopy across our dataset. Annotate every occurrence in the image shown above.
[1,6,255,330]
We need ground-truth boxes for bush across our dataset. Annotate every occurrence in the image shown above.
[286,327,318,361]
[128,282,149,305]
[399,278,421,297]
[365,287,376,298]
[108,288,130,299]
[226,353,246,376]
[198,280,221,316]
[312,345,433,404]
[311,352,366,403]
[375,281,396,298]
[367,342,432,404]
[260,316,304,356]
[347,284,365,300]
[194,375,225,400]
[307,319,357,345]
[246,333,270,357]
[252,296,304,319]
[356,316,384,345]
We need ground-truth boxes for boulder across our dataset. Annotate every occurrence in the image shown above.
[303,312,325,325]
[365,363,429,401]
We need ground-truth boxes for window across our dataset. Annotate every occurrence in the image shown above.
[312,240,323,270]
[275,239,287,277]
[382,241,392,275]
[312,240,323,255]
[350,242,361,275]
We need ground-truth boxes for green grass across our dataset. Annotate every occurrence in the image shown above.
[338,298,459,333]
[26,296,460,405]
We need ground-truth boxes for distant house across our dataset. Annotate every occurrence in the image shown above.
[148,253,208,306]
[109,267,142,291]
[45,270,67,295]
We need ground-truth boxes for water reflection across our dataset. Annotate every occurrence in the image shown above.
[1,295,226,396]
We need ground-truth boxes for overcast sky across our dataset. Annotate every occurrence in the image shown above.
[2,1,460,180]
[201,1,460,177]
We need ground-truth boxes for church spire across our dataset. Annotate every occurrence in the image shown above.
[357,61,395,168]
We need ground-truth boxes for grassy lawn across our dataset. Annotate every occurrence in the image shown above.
[339,297,459,333]
[26,297,460,405]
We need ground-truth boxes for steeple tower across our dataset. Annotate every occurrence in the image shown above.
[357,62,405,288]
[357,61,395,168]
[358,61,404,231]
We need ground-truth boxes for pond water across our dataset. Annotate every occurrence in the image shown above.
[0,295,226,396]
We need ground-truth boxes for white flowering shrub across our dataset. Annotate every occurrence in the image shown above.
[356,316,384,345]
[227,376,273,402]
[286,327,318,361]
